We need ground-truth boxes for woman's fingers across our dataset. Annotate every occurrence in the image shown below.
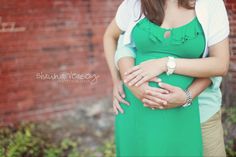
[135,76,162,87]
[145,86,169,94]
[150,77,162,83]
[134,74,152,87]
[144,94,167,106]
[124,69,143,84]
[124,66,140,76]
[159,82,176,92]
[127,74,144,86]
[145,90,168,102]
[142,98,164,109]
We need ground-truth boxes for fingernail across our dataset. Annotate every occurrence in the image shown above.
[159,83,162,87]
[163,101,167,105]
[159,106,164,109]
[124,80,127,83]
[158,78,162,82]
[135,84,138,86]
[122,94,125,98]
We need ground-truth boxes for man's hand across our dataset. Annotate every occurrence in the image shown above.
[112,80,148,115]
[143,82,187,109]
[113,80,130,115]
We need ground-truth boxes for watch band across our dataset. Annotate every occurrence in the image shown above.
[182,89,193,107]
[166,56,176,75]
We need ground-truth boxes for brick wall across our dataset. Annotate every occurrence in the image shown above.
[224,0,236,105]
[0,0,121,125]
[0,0,235,125]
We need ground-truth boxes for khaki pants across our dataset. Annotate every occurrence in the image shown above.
[201,110,226,157]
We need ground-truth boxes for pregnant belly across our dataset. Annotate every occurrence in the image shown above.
[135,53,195,90]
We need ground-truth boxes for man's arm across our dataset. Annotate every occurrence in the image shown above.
[118,57,146,100]
[118,55,212,108]
[143,78,212,109]
[188,78,212,99]
[103,19,122,83]
[117,53,212,108]
[103,18,130,114]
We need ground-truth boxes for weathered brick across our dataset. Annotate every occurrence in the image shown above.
[0,0,235,125]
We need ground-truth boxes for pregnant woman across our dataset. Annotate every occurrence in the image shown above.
[103,0,229,156]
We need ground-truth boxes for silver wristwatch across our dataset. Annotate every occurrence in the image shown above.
[166,56,176,75]
[182,89,193,107]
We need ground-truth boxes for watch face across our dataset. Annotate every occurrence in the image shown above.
[168,62,176,68]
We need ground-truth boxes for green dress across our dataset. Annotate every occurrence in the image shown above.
[115,17,205,157]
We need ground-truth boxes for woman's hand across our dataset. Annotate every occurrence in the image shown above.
[123,58,167,87]
[113,80,130,115]
[113,78,169,115]
[126,77,165,99]
[143,82,187,109]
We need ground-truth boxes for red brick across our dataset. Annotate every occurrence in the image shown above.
[1,0,235,125]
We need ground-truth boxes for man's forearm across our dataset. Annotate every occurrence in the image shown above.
[118,56,212,95]
[118,57,135,80]
[118,57,145,99]
[118,56,212,103]
[188,78,212,99]
[103,36,121,82]
[103,19,124,83]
